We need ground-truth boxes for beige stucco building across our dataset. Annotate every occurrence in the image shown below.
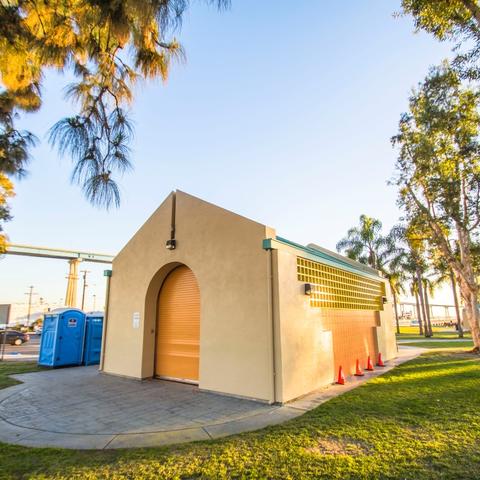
[101,191,397,404]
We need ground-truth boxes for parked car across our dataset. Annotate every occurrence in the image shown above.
[0,330,30,346]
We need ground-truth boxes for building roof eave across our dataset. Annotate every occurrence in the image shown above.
[263,237,383,281]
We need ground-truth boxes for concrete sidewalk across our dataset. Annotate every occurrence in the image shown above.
[0,346,423,450]
[0,354,39,361]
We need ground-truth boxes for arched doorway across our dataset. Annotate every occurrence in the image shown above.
[155,265,200,382]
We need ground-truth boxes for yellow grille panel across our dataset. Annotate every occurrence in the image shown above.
[297,257,385,310]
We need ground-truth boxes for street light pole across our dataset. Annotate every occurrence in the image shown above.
[25,286,36,327]
[0,304,11,361]
[80,270,90,311]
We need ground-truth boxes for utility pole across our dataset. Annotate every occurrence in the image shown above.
[0,304,11,361]
[25,286,37,327]
[92,294,97,311]
[80,270,90,311]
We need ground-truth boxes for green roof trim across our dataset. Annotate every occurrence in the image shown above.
[263,236,383,281]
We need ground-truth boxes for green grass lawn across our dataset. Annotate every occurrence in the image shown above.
[1,353,480,480]
[396,326,470,339]
[0,361,44,390]
[397,334,472,341]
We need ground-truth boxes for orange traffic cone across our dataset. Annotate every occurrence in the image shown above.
[354,359,364,376]
[336,365,345,385]
[377,352,385,367]
[366,356,374,371]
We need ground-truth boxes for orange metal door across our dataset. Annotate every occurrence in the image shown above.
[155,265,200,382]
[321,309,378,376]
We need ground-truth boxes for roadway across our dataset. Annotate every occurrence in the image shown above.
[0,334,40,361]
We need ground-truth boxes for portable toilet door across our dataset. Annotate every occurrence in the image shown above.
[83,313,104,366]
[38,309,86,367]
[38,313,58,367]
[57,310,86,366]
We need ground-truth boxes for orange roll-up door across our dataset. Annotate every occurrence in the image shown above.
[155,265,200,382]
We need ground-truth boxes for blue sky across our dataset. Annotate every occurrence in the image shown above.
[0,1,454,310]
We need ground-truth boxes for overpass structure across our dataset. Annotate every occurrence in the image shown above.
[4,244,115,308]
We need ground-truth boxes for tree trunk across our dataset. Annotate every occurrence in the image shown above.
[450,270,464,338]
[455,226,480,351]
[470,297,480,353]
[392,290,400,334]
[403,184,479,347]
[416,271,430,337]
[460,287,480,352]
[423,280,434,337]
[414,290,424,336]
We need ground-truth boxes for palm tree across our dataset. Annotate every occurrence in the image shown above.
[386,225,433,337]
[337,218,437,338]
[336,215,389,270]
[388,244,425,336]
[422,277,434,337]
[430,253,464,338]
[337,216,403,330]
[389,225,434,337]
[384,267,405,335]
[413,287,425,336]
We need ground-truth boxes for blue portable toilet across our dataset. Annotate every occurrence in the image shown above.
[38,308,86,367]
[83,312,104,366]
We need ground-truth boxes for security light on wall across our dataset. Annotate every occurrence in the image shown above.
[304,283,312,296]
[165,239,176,250]
[382,296,388,304]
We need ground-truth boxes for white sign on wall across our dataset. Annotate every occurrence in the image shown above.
[132,312,140,329]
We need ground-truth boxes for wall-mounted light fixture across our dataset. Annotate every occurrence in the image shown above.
[304,283,312,296]
[382,296,388,304]
[165,239,176,250]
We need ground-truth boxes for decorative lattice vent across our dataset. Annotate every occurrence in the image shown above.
[297,257,385,310]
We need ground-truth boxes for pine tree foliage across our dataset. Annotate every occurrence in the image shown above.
[0,172,14,252]
[0,0,227,231]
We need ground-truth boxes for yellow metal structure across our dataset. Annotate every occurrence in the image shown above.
[5,244,114,263]
[297,257,385,310]
[5,243,114,309]
[155,265,200,382]
[65,259,82,307]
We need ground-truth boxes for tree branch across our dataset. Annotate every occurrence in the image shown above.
[461,0,480,27]
[405,183,465,276]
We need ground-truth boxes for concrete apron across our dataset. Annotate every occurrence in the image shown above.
[0,346,424,450]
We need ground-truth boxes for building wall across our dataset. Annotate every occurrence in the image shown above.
[273,250,335,403]
[103,190,397,404]
[273,247,396,403]
[103,191,276,402]
[376,282,398,362]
